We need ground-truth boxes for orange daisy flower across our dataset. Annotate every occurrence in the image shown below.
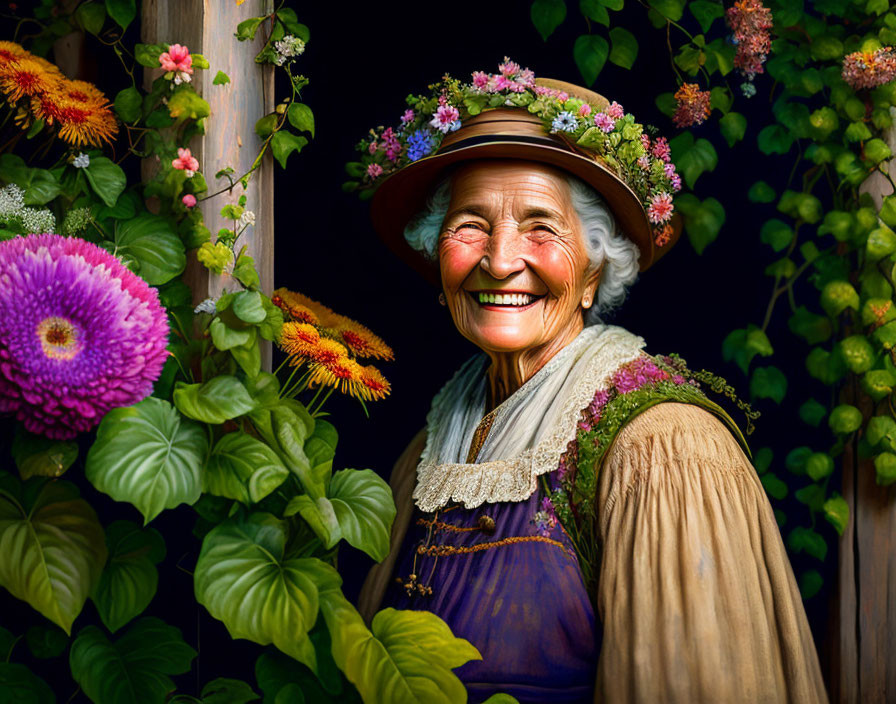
[330,319,394,361]
[62,79,108,105]
[358,364,391,401]
[55,96,119,147]
[279,321,321,359]
[272,288,339,326]
[0,56,63,104]
[307,356,365,399]
[0,41,28,66]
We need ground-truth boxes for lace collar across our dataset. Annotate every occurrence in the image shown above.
[412,324,645,512]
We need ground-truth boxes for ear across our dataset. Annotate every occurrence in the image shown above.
[581,260,605,309]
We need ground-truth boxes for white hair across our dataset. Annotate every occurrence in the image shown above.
[402,171,641,323]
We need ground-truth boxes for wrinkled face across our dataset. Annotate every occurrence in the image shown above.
[438,160,600,354]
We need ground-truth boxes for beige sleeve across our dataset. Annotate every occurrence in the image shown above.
[594,403,828,704]
[356,428,426,624]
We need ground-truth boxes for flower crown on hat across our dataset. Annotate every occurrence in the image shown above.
[346,58,683,246]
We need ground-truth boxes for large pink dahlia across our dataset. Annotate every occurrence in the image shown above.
[0,233,169,439]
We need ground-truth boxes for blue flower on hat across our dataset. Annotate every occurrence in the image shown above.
[407,129,437,162]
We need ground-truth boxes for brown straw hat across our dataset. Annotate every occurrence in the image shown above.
[368,78,682,285]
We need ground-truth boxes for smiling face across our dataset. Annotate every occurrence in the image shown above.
[438,160,601,356]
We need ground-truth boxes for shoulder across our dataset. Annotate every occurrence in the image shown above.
[597,402,756,526]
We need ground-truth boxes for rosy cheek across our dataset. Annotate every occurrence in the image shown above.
[528,244,581,296]
[439,239,484,289]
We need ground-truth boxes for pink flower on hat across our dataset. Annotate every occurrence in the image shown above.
[651,137,671,162]
[606,101,625,119]
[430,104,461,133]
[367,163,384,180]
[593,112,616,133]
[182,194,197,207]
[159,44,194,85]
[647,192,674,224]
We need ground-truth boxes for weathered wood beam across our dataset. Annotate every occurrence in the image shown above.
[142,0,275,367]
[834,106,896,703]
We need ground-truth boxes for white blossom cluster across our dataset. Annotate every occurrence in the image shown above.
[0,184,56,234]
[274,35,305,66]
[61,207,92,235]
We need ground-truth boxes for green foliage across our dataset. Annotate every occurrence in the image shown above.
[194,514,341,670]
[574,35,609,85]
[91,521,166,632]
[69,618,196,704]
[0,479,106,634]
[85,397,207,524]
[531,0,567,40]
[204,432,289,505]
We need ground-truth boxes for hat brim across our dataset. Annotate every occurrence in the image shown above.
[369,134,681,286]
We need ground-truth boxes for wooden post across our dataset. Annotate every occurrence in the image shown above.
[141,0,275,367]
[833,107,896,703]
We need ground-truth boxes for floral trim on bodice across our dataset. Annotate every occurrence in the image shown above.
[538,353,752,593]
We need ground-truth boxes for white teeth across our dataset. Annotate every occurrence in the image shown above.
[477,292,537,306]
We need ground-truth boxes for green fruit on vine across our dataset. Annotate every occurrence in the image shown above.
[828,404,863,434]
[839,335,876,373]
[874,452,896,486]
[820,281,860,317]
[862,369,896,401]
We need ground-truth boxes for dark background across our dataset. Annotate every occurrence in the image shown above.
[0,1,839,698]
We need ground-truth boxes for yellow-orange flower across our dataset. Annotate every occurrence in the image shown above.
[358,364,391,401]
[308,356,365,398]
[331,319,394,360]
[279,321,321,359]
[0,56,63,103]
[272,288,339,326]
[0,41,28,66]
[55,96,118,147]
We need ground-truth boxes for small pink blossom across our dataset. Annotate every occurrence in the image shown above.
[669,173,682,192]
[637,156,651,170]
[494,74,514,91]
[401,109,415,124]
[430,103,461,133]
[471,71,490,89]
[159,44,194,85]
[517,68,536,87]
[498,56,520,77]
[647,192,674,224]
[578,103,592,117]
[182,194,197,208]
[368,140,378,155]
[606,101,625,119]
[651,137,671,162]
[557,91,569,102]
[381,127,401,161]
[593,112,616,133]
[367,163,383,179]
[640,134,651,150]
[172,147,199,177]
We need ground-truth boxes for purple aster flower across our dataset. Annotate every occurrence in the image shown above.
[0,234,168,439]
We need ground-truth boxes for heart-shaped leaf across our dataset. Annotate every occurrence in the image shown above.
[174,376,257,425]
[85,397,207,524]
[194,514,341,670]
[0,480,106,634]
[319,590,480,704]
[0,663,55,704]
[91,521,166,632]
[12,427,77,479]
[69,617,196,704]
[85,156,126,207]
[573,34,609,85]
[115,213,186,285]
[205,432,289,505]
[329,469,395,561]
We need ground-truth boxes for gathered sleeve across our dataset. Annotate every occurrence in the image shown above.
[594,402,828,703]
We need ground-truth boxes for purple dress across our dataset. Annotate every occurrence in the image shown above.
[383,470,598,703]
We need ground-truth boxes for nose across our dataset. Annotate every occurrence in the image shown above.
[481,222,526,280]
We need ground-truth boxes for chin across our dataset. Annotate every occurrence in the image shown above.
[465,326,542,354]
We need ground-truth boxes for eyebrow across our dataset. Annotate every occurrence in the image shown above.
[445,205,491,222]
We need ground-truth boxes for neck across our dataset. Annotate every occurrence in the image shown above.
[485,318,586,410]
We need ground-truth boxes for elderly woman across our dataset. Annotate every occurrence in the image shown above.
[353,63,827,703]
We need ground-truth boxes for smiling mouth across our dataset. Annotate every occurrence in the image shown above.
[468,290,545,309]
